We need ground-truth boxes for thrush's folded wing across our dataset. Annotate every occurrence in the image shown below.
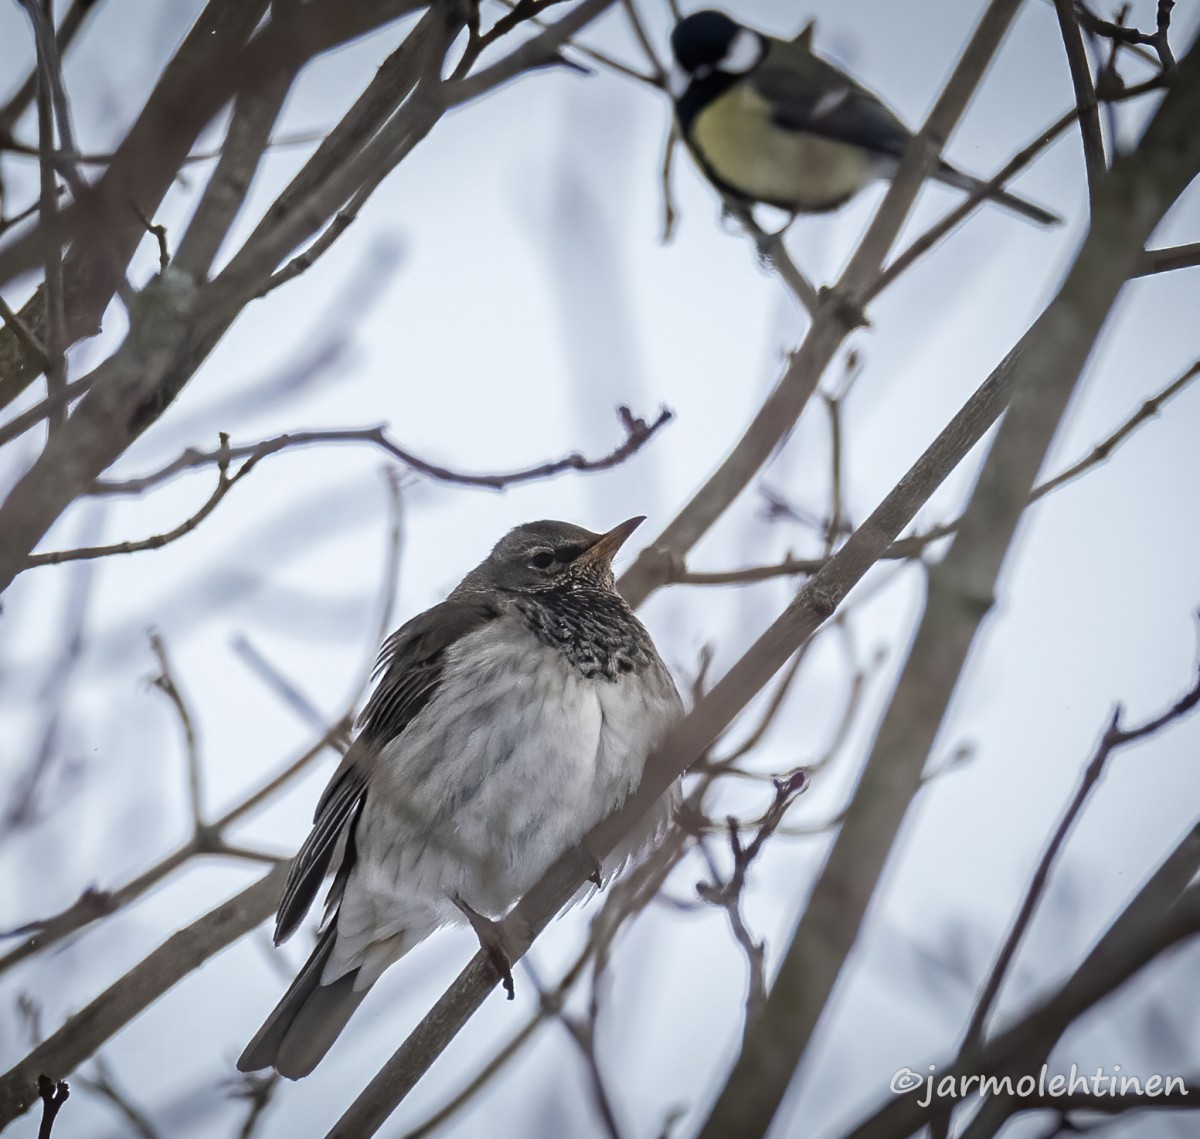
[753,49,911,160]
[273,598,498,943]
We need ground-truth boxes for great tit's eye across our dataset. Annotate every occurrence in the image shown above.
[530,550,555,570]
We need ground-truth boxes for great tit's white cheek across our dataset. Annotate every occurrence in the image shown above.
[721,28,763,75]
[667,63,692,99]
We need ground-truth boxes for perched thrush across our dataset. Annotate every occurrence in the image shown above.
[238,518,682,1079]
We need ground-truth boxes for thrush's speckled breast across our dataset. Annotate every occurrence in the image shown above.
[238,518,682,1079]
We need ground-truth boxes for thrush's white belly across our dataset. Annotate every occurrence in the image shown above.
[329,615,679,983]
[690,83,877,210]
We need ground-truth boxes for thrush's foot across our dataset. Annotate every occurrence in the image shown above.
[451,893,517,1000]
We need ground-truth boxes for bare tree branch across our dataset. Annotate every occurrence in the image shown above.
[1053,0,1107,206]
[962,647,1200,1055]
[670,358,1200,587]
[149,632,204,830]
[1135,239,1200,276]
[24,434,262,569]
[75,1056,160,1139]
[1075,0,1177,73]
[846,828,1200,1139]
[18,0,72,434]
[618,0,1031,609]
[0,865,289,1127]
[87,407,671,497]
[0,0,99,139]
[695,28,1200,1136]
[0,0,271,410]
[0,481,403,972]
[0,291,51,373]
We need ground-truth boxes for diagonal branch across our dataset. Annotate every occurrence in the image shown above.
[694,29,1200,1137]
[669,358,1200,586]
[0,865,289,1127]
[847,835,1200,1139]
[618,0,1030,608]
[961,648,1200,1058]
[0,478,403,975]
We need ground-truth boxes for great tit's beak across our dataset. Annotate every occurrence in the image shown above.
[580,516,645,568]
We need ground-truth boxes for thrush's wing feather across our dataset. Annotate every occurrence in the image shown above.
[274,774,365,943]
[272,598,498,944]
[753,48,911,159]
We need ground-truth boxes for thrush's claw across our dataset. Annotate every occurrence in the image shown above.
[451,893,517,1000]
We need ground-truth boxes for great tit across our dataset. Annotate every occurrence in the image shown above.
[669,10,1059,226]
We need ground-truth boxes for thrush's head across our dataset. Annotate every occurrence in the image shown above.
[470,518,644,595]
[671,10,763,82]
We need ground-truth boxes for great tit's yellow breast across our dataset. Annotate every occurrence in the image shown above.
[688,82,876,211]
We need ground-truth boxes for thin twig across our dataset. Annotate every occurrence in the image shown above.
[0,376,90,447]
[229,1072,280,1139]
[148,633,203,830]
[75,1057,160,1139]
[961,646,1200,1056]
[1054,0,1107,206]
[1075,0,1176,72]
[696,772,810,1042]
[232,636,330,734]
[494,0,659,85]
[0,0,96,138]
[866,108,1075,303]
[671,359,1200,586]
[660,121,679,242]
[254,182,374,299]
[0,866,288,1126]
[0,485,402,973]
[847,836,1200,1139]
[131,203,170,272]
[620,0,665,82]
[1134,239,1200,277]
[738,211,821,317]
[25,434,259,568]
[1029,360,1200,499]
[0,293,50,373]
[20,0,69,431]
[88,407,672,496]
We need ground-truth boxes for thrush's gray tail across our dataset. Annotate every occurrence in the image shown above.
[935,161,1061,227]
[237,925,369,1080]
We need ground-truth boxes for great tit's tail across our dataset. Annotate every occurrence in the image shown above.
[935,161,1061,227]
[237,925,369,1081]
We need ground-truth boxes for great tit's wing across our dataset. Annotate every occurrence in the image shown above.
[273,598,499,943]
[753,43,912,159]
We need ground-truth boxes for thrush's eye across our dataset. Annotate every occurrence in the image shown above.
[530,550,555,570]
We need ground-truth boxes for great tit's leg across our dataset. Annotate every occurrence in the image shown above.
[450,892,518,1000]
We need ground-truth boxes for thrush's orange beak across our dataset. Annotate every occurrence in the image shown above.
[580,516,645,568]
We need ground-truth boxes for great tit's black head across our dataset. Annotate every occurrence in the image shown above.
[671,10,763,79]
